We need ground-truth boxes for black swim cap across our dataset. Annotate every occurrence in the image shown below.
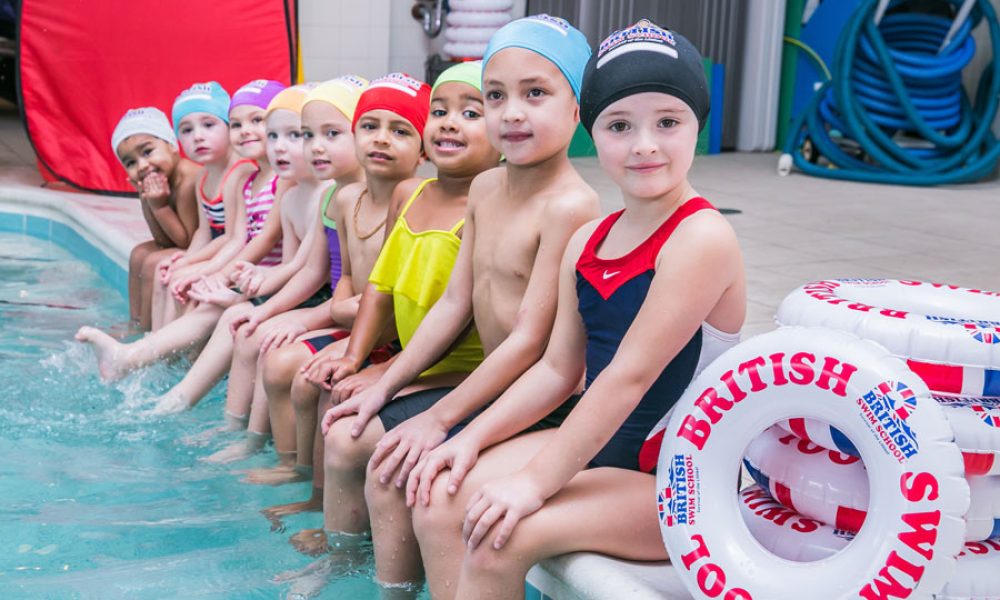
[580,20,710,134]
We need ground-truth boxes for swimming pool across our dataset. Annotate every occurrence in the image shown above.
[0,230,394,599]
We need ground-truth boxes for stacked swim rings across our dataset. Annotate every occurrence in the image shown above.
[653,278,1000,599]
[443,0,513,60]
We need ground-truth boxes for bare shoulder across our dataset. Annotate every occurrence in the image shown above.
[669,206,741,260]
[392,176,427,208]
[467,166,506,213]
[333,181,365,212]
[177,158,203,186]
[540,179,600,223]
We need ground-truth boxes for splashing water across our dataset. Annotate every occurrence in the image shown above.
[0,233,423,598]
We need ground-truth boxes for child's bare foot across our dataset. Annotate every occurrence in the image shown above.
[261,493,322,532]
[290,529,329,557]
[202,432,268,464]
[272,555,351,599]
[180,425,227,447]
[147,390,191,415]
[242,465,311,486]
[74,326,129,381]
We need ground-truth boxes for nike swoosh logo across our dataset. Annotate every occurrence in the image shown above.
[602,270,620,280]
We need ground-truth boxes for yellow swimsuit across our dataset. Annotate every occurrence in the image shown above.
[368,178,484,377]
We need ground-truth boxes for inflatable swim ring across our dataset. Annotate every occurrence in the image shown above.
[657,327,968,600]
[744,426,1000,541]
[776,279,1000,397]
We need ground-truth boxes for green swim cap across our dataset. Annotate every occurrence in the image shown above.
[432,61,483,94]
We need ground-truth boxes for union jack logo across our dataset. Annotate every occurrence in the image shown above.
[965,323,1000,344]
[878,381,917,421]
[971,404,1000,428]
[658,487,672,526]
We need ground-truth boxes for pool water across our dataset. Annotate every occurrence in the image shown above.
[0,232,390,599]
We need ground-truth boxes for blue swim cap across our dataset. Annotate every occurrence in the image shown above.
[482,15,592,101]
[171,81,231,134]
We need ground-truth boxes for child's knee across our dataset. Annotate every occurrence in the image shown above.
[412,476,459,538]
[324,419,371,473]
[263,345,302,390]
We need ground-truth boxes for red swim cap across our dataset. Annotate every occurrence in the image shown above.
[351,73,432,135]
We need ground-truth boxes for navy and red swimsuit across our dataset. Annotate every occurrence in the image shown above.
[575,197,718,473]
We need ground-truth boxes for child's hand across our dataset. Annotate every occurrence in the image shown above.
[158,251,186,284]
[330,361,388,404]
[140,171,171,207]
[370,408,448,489]
[223,260,254,285]
[319,383,387,439]
[406,433,482,508]
[170,268,203,303]
[230,306,267,338]
[233,262,264,297]
[301,354,355,391]
[187,276,241,307]
[259,322,307,354]
[463,471,545,551]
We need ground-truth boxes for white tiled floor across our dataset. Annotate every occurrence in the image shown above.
[3,104,998,338]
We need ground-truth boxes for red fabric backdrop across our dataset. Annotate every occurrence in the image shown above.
[18,0,296,194]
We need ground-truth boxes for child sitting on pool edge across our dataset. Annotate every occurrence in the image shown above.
[409,19,745,600]
[111,106,200,331]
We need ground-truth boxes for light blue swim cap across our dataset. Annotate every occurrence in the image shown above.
[171,81,231,134]
[482,14,592,101]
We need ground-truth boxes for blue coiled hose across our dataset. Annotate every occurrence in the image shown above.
[782,0,1000,185]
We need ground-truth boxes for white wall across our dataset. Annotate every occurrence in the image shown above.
[299,0,529,83]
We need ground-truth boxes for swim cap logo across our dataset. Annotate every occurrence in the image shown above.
[236,80,269,95]
[926,315,1000,344]
[336,75,368,90]
[178,83,215,102]
[370,73,423,97]
[526,14,570,36]
[124,108,152,120]
[858,380,919,463]
[596,19,679,68]
[660,453,698,527]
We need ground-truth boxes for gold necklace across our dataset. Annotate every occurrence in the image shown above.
[352,187,387,240]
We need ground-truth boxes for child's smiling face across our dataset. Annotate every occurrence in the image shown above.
[591,92,698,200]
[116,134,179,188]
[423,81,500,177]
[176,113,230,165]
[228,105,268,161]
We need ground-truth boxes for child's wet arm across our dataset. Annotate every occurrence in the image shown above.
[230,197,284,266]
[523,224,739,497]
[252,220,326,308]
[140,200,174,247]
[435,197,601,427]
[459,236,589,449]
[342,283,395,367]
[149,202,191,248]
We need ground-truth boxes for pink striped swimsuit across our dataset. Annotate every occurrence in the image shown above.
[243,171,282,267]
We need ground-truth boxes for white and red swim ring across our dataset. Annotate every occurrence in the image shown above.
[744,426,1000,541]
[656,327,968,600]
[776,395,1000,476]
[776,279,1000,398]
[740,486,1000,600]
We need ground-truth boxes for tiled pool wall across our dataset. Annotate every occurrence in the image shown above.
[0,209,128,299]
